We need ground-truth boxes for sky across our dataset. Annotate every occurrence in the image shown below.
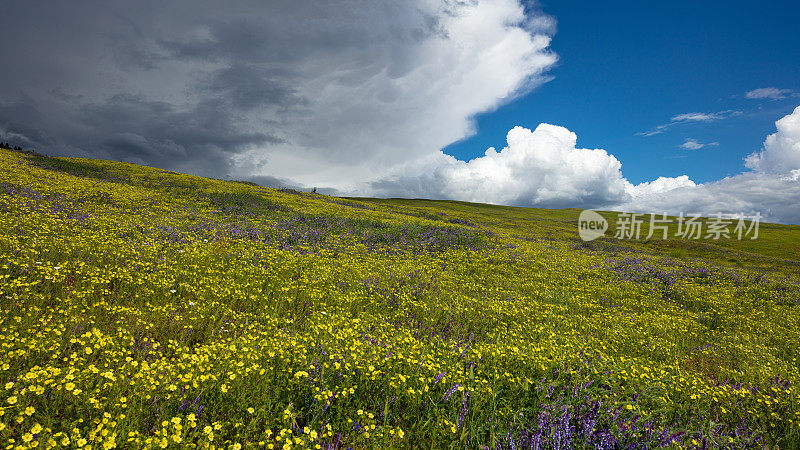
[1,0,799,223]
[444,1,800,185]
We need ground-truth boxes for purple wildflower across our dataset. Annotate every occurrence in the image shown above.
[442,384,461,402]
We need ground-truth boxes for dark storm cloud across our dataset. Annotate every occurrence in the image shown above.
[0,88,281,175]
[0,0,441,175]
[81,95,280,149]
[0,101,56,148]
[0,0,322,174]
[205,65,307,111]
[158,4,442,65]
[0,0,557,185]
[76,94,282,173]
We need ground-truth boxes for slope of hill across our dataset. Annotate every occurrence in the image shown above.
[1,148,799,449]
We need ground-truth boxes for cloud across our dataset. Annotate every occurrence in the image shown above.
[364,124,691,209]
[638,110,740,136]
[744,105,800,173]
[0,0,557,186]
[618,106,800,224]
[617,172,800,225]
[364,106,800,224]
[671,112,730,122]
[745,87,795,100]
[680,138,719,150]
[625,175,696,196]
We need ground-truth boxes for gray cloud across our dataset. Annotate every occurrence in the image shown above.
[205,65,307,111]
[0,0,557,184]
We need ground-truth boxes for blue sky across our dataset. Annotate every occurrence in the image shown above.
[444,1,800,184]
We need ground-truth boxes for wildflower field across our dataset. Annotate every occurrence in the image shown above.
[1,148,799,449]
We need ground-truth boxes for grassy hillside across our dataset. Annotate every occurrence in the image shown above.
[1,148,799,449]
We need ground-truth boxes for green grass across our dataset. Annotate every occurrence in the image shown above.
[0,148,799,449]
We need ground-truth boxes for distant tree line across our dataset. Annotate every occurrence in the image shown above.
[1,141,25,151]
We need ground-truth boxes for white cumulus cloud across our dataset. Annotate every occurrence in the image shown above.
[625,175,696,196]
[364,124,692,209]
[744,105,800,173]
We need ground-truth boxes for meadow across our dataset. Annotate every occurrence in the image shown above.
[1,147,799,449]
